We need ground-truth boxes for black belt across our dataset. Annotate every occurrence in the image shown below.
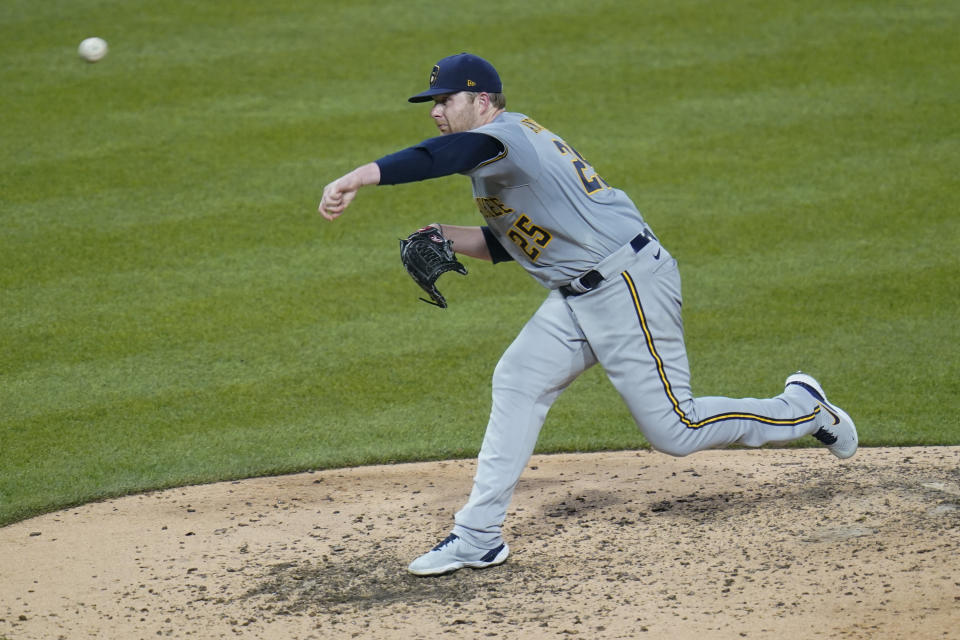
[559,232,651,298]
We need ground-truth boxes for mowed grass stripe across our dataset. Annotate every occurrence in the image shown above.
[1,0,957,526]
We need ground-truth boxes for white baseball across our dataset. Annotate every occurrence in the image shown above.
[78,37,108,63]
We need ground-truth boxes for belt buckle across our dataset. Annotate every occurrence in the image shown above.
[561,269,603,298]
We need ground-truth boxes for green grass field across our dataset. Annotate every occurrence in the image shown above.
[2,0,957,526]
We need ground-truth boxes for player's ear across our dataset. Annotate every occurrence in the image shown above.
[477,92,495,115]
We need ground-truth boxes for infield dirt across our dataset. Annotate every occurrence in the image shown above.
[2,447,958,639]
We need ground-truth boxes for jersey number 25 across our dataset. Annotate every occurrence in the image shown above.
[552,139,610,195]
[507,214,552,261]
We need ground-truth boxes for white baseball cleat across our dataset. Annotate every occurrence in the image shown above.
[407,534,509,576]
[786,372,858,459]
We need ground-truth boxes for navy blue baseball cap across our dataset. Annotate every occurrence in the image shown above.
[408,53,502,103]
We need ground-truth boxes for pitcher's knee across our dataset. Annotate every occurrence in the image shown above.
[640,425,700,457]
[492,355,525,390]
[649,440,697,457]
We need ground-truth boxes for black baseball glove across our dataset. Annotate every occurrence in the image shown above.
[399,226,467,308]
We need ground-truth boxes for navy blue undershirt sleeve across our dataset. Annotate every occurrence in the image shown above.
[481,226,514,264]
[376,132,504,185]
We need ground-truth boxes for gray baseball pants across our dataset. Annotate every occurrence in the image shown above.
[452,239,826,549]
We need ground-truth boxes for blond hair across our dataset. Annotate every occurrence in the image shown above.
[467,91,507,110]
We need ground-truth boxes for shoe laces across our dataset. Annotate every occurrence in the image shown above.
[432,533,459,551]
[812,427,838,445]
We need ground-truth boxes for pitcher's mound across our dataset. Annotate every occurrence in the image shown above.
[2,447,958,639]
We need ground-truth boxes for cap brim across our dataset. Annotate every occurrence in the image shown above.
[408,87,458,103]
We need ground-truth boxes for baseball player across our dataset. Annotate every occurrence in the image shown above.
[318,53,858,576]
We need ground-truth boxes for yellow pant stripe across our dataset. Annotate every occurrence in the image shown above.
[621,271,819,429]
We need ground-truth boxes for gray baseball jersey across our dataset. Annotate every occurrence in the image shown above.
[468,112,651,289]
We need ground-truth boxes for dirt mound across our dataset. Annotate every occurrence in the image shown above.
[2,447,958,639]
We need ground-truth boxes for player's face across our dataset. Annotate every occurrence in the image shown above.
[430,92,481,135]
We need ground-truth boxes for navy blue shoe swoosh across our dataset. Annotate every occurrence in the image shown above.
[818,402,841,426]
[479,544,506,563]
